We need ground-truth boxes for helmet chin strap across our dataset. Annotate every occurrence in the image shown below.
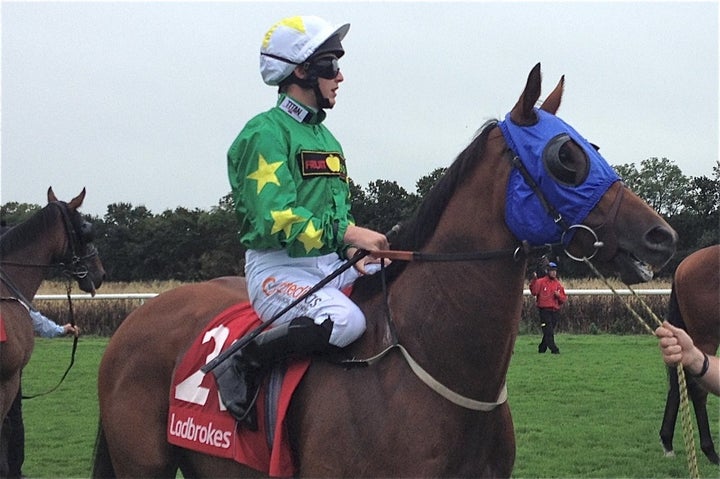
[313,83,332,109]
[293,74,332,110]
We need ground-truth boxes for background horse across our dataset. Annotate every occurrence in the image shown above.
[0,188,105,437]
[659,244,719,464]
[93,64,677,478]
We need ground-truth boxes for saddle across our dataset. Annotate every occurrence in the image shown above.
[168,301,310,477]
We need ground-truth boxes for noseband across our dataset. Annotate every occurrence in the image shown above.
[0,201,95,398]
[0,201,98,280]
[51,201,99,280]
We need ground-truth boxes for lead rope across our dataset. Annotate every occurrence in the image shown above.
[581,258,700,479]
[22,278,79,399]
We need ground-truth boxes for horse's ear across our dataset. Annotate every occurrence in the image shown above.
[68,188,87,210]
[540,75,564,115]
[510,63,542,125]
[47,187,58,203]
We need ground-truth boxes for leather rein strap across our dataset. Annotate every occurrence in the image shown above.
[0,202,84,399]
[339,241,553,412]
[369,241,556,263]
[339,145,570,411]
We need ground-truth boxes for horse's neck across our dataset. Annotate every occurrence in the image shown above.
[378,147,525,399]
[390,256,526,350]
[2,254,48,305]
[1,220,66,302]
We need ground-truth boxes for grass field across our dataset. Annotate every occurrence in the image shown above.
[18,334,718,478]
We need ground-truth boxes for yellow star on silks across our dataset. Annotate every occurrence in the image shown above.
[298,221,324,253]
[247,154,282,194]
[270,209,305,238]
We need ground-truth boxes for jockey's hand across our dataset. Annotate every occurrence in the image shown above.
[346,247,391,275]
[343,225,389,252]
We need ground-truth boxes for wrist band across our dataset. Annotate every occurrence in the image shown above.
[688,353,710,378]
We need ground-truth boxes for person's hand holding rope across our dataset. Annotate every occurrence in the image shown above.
[61,324,80,337]
[656,321,719,396]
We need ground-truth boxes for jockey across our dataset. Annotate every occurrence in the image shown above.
[214,15,389,427]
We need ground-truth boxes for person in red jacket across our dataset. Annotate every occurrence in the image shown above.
[529,262,567,354]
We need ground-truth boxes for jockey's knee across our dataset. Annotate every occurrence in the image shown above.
[326,304,366,348]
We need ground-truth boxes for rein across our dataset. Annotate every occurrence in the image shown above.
[19,280,79,400]
[580,258,700,479]
[507,143,700,478]
[339,240,553,412]
[0,201,90,399]
[0,202,98,280]
[370,241,555,263]
[0,270,81,400]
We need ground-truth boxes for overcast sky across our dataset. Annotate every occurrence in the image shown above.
[1,1,718,217]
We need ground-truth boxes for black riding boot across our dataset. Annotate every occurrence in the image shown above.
[212,316,334,429]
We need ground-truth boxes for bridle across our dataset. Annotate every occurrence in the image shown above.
[343,131,618,411]
[0,201,98,398]
[207,123,618,412]
[373,140,610,265]
[0,201,98,280]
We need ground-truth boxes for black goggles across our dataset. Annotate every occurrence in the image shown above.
[307,57,340,79]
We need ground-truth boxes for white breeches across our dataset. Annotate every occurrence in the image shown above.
[244,249,371,347]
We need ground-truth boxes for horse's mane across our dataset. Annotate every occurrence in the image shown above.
[352,119,498,298]
[0,204,59,258]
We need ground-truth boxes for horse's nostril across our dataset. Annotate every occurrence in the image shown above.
[645,226,678,249]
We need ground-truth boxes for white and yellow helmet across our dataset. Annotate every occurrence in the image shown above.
[260,16,350,86]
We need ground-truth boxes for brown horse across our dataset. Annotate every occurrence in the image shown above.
[660,244,719,464]
[93,64,677,478]
[0,188,106,435]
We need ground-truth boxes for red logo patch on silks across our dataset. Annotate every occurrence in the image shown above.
[297,151,347,180]
[0,315,6,343]
[168,302,310,477]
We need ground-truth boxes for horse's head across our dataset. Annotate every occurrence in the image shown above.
[499,63,677,284]
[47,187,106,295]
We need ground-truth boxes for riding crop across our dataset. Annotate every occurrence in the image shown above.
[201,225,400,374]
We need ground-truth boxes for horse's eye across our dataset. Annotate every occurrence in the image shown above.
[542,134,590,186]
[80,221,95,243]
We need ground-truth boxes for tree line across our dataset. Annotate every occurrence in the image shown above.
[2,158,717,282]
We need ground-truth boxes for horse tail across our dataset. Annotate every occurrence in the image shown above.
[91,418,116,479]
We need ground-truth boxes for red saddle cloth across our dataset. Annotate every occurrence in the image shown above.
[0,315,6,342]
[167,302,309,477]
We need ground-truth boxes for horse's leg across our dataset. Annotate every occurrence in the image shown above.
[91,421,115,479]
[483,404,515,478]
[96,278,248,478]
[0,379,21,479]
[688,382,720,464]
[0,375,20,433]
[0,421,8,478]
[98,341,179,477]
[462,404,516,478]
[659,367,680,457]
[178,452,266,478]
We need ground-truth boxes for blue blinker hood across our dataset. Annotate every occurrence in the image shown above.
[499,109,620,246]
